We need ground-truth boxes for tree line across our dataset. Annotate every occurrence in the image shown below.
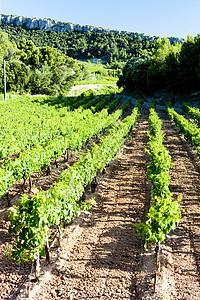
[0,23,157,66]
[118,35,200,95]
[2,23,198,97]
[0,31,83,95]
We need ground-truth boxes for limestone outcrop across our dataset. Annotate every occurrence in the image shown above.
[0,14,183,43]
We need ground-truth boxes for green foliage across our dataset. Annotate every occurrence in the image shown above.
[135,194,181,244]
[72,84,121,97]
[118,35,200,94]
[118,54,152,91]
[0,95,124,198]
[167,104,200,157]
[182,102,200,123]
[178,35,198,93]
[0,33,80,95]
[0,24,156,64]
[0,32,121,95]
[73,61,123,86]
[5,59,31,92]
[0,31,16,61]
[134,107,181,245]
[8,102,141,263]
[120,98,132,113]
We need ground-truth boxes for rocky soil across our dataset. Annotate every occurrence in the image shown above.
[0,104,200,299]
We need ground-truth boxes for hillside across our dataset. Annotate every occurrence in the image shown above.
[0,14,183,64]
[118,34,200,95]
[0,14,183,41]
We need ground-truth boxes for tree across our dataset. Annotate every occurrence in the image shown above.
[117,54,152,92]
[6,59,31,92]
[163,52,179,92]
[0,31,16,61]
[0,32,17,92]
[28,66,52,95]
[178,34,200,93]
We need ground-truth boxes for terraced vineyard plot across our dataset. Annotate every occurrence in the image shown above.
[0,101,200,299]
[32,109,151,300]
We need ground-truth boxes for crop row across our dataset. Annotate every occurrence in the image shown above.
[167,104,200,157]
[0,93,118,159]
[0,107,122,201]
[8,101,142,278]
[182,102,200,123]
[134,107,181,245]
[0,96,95,159]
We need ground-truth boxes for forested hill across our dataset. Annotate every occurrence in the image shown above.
[0,14,183,64]
[0,14,183,42]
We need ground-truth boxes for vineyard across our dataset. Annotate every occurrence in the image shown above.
[0,93,200,299]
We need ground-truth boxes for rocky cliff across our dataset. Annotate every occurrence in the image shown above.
[0,14,125,34]
[0,14,183,43]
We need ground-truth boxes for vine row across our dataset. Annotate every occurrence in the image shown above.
[0,108,122,201]
[8,101,142,279]
[134,107,181,245]
[167,104,200,157]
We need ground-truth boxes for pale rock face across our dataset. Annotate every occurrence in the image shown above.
[0,14,123,34]
[29,19,39,29]
[0,14,183,43]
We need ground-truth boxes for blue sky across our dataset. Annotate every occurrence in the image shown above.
[0,0,200,39]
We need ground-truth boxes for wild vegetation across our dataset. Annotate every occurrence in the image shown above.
[2,19,200,98]
[0,23,156,65]
[0,31,80,95]
[118,35,200,95]
[0,31,122,96]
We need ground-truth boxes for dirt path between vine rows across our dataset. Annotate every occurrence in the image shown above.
[0,106,151,300]
[154,107,200,299]
[29,108,151,300]
[32,107,200,300]
[1,104,200,299]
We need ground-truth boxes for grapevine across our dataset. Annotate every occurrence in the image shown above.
[8,101,142,276]
[167,103,200,157]
[134,107,181,246]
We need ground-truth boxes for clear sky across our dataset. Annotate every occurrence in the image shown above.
[0,0,200,39]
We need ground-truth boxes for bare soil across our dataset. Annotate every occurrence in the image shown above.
[0,104,200,299]
[155,114,200,299]
[32,109,151,300]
